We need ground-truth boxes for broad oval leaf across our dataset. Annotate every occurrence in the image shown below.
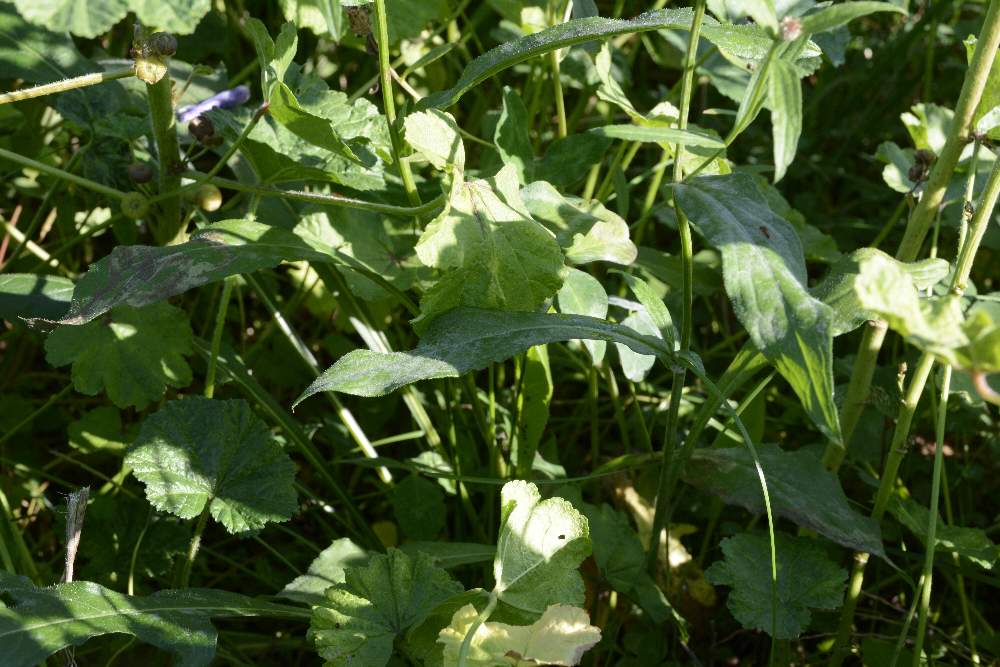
[673,173,842,445]
[125,397,298,533]
[493,480,591,613]
[557,268,609,364]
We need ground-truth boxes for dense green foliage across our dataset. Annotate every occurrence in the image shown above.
[1,0,999,665]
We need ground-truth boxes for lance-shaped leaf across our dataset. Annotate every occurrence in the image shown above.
[438,603,601,667]
[414,165,565,328]
[45,303,194,410]
[309,549,463,667]
[705,531,847,639]
[810,248,949,336]
[521,180,637,265]
[589,124,726,149]
[492,480,591,614]
[888,496,1000,570]
[767,58,802,182]
[293,308,677,404]
[280,538,370,606]
[495,86,534,183]
[683,443,884,556]
[50,219,366,326]
[125,397,297,533]
[800,1,905,36]
[0,572,309,667]
[673,173,841,445]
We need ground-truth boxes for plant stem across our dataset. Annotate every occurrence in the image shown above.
[912,365,951,665]
[372,0,422,207]
[0,67,134,105]
[204,277,235,399]
[824,0,1000,468]
[146,74,184,244]
[178,505,211,587]
[0,147,127,201]
[646,0,706,571]
[457,592,498,667]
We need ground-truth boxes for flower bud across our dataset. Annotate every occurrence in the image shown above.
[195,184,222,212]
[149,32,177,57]
[121,192,150,220]
[779,16,802,42]
[127,162,153,184]
[188,116,215,142]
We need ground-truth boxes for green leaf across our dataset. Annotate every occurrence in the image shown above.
[125,0,211,34]
[521,180,637,265]
[50,219,364,326]
[45,303,194,410]
[738,0,778,34]
[12,0,127,39]
[393,475,447,540]
[0,571,308,667]
[535,132,612,189]
[125,397,298,533]
[683,443,885,556]
[493,480,591,614]
[616,310,659,383]
[514,345,553,478]
[589,124,726,149]
[398,542,497,569]
[767,58,802,182]
[309,548,464,667]
[495,86,534,183]
[800,1,905,36]
[67,406,129,454]
[438,603,601,667]
[0,4,93,78]
[414,165,565,328]
[386,0,449,44]
[557,267,609,364]
[617,272,677,350]
[293,308,672,404]
[811,248,950,337]
[0,274,73,321]
[888,495,999,570]
[280,538,370,606]
[673,173,841,445]
[705,531,847,639]
[404,108,466,172]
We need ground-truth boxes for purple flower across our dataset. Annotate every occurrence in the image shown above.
[177,85,251,123]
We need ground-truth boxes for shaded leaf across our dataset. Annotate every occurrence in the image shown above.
[767,57,802,182]
[125,397,298,533]
[0,274,73,321]
[280,538,369,606]
[393,476,447,541]
[67,406,128,454]
[399,542,497,570]
[888,495,999,570]
[495,86,534,183]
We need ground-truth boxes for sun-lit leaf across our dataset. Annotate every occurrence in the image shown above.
[589,124,726,149]
[438,603,601,667]
[705,531,847,639]
[0,274,74,321]
[888,495,999,570]
[404,108,465,172]
[67,406,129,454]
[309,549,464,667]
[280,538,370,606]
[616,310,659,383]
[125,397,298,533]
[495,86,534,183]
[414,165,565,329]
[767,57,802,182]
[684,443,884,556]
[799,1,905,36]
[557,268,609,364]
[673,173,841,445]
[492,480,590,614]
[0,571,308,667]
[45,303,194,410]
[12,0,127,39]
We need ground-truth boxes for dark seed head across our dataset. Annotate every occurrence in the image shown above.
[127,162,153,184]
[149,32,177,57]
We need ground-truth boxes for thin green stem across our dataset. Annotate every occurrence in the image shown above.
[0,147,127,201]
[0,67,134,105]
[204,277,235,399]
[146,73,183,244]
[912,365,951,665]
[457,592,498,667]
[372,0,422,207]
[178,505,211,587]
[0,383,73,449]
[549,52,567,140]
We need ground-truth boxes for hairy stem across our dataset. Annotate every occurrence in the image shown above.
[146,74,184,244]
[178,505,211,588]
[0,67,134,105]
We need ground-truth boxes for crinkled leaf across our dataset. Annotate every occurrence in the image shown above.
[309,549,463,667]
[45,303,194,410]
[705,532,847,639]
[811,248,950,336]
[414,165,564,328]
[125,397,297,533]
[521,180,637,265]
[888,496,999,570]
[557,268,609,363]
[404,109,465,172]
[12,0,126,39]
[493,480,591,614]
[673,173,841,445]
[0,571,307,667]
[0,274,73,321]
[684,443,884,556]
[280,538,369,606]
[50,219,364,326]
[438,603,601,667]
[294,308,677,404]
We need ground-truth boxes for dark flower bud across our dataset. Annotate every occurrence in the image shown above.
[149,32,177,57]
[127,162,153,184]
[188,116,215,142]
